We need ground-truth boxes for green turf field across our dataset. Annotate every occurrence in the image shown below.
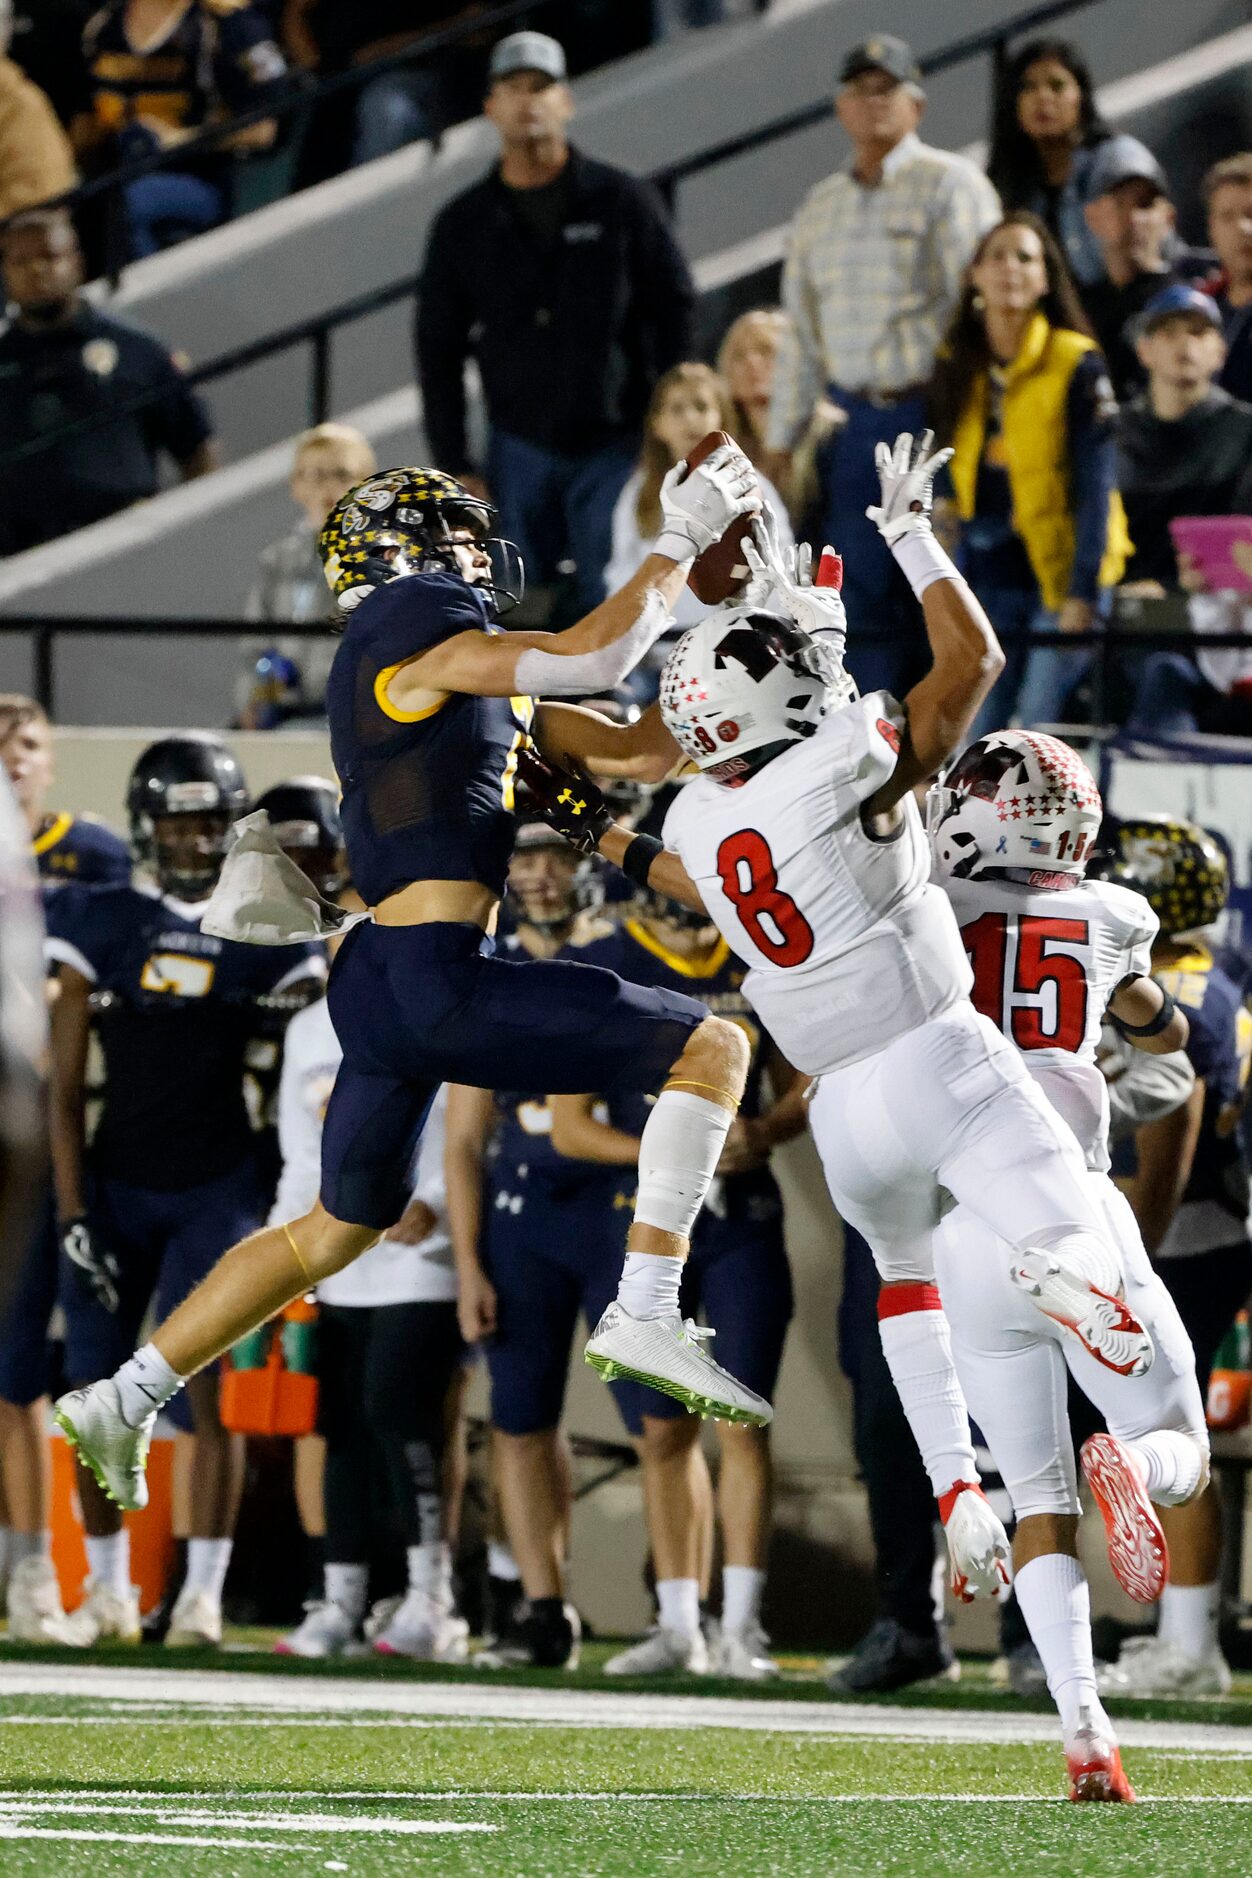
[0,1648,1249,1875]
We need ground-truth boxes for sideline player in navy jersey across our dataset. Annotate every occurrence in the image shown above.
[1097,816,1252,1699]
[445,822,614,1669]
[58,448,775,1511]
[551,889,807,1680]
[0,696,128,1644]
[46,735,324,1646]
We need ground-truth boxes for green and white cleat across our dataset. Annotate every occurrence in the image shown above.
[53,1381,153,1512]
[585,1304,772,1426]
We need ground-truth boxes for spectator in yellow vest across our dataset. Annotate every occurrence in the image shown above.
[929,212,1129,735]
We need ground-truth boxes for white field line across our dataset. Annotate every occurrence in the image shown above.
[1,1663,1250,1755]
[0,1826,299,1848]
[0,1800,494,1834]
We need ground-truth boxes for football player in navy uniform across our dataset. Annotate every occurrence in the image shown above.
[58,449,775,1515]
[45,735,324,1646]
[1097,815,1251,1699]
[445,820,614,1669]
[0,696,128,1644]
[549,884,806,1680]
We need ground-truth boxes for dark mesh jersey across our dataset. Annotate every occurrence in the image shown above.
[325,573,535,907]
[33,812,130,891]
[44,882,322,1191]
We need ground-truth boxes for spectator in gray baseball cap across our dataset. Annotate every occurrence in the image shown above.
[1081,137,1188,399]
[417,29,694,620]
[766,30,999,698]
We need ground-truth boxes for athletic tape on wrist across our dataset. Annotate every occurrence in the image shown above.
[890,526,961,598]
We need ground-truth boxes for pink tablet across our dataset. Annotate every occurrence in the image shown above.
[1169,515,1252,594]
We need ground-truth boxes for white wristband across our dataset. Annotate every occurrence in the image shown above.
[890,526,962,598]
[654,530,698,567]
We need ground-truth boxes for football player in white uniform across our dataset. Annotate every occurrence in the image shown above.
[523,434,1156,1613]
[927,733,1210,1801]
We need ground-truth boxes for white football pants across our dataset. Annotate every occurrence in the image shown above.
[808,1002,1115,1286]
[932,1173,1208,1520]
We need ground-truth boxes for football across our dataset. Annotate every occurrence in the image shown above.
[681,429,763,605]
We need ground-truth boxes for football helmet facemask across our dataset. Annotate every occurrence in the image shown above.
[319,467,524,617]
[127,733,249,900]
[659,606,855,778]
[927,730,1102,885]
[253,775,347,901]
[506,821,600,934]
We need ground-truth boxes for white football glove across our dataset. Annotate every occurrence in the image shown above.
[866,430,954,546]
[656,442,761,562]
[740,510,848,645]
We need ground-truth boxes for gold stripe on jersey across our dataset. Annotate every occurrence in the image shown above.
[31,811,74,857]
[372,662,451,725]
[623,918,729,980]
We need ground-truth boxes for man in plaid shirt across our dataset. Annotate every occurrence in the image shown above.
[767,33,999,696]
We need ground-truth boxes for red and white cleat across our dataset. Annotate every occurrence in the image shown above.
[1080,1433,1169,1604]
[1065,1709,1136,1803]
[1011,1251,1154,1378]
[939,1480,1012,1603]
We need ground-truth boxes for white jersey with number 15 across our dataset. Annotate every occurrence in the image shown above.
[941,872,1157,1172]
[662,690,973,1075]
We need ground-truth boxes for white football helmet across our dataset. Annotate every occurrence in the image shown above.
[658,606,854,775]
[927,730,1103,882]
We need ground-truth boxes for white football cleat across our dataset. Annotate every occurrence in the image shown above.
[1080,1434,1168,1604]
[604,1625,709,1676]
[5,1556,92,1646]
[166,1586,222,1648]
[712,1619,780,1681]
[53,1381,154,1512]
[1097,1634,1232,1697]
[275,1600,358,1658]
[1065,1705,1135,1803]
[940,1481,1012,1603]
[73,1578,142,1645]
[1011,1251,1154,1378]
[373,1588,469,1663]
[585,1305,772,1426]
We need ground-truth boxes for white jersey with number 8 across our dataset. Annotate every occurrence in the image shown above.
[661,690,973,1074]
[941,873,1157,1172]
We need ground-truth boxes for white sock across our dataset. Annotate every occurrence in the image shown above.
[184,1536,233,1604]
[632,1090,732,1240]
[113,1342,184,1427]
[407,1541,453,1602]
[1015,1552,1108,1737]
[8,1529,49,1569]
[722,1564,765,1633]
[1158,1581,1220,1661]
[487,1541,521,1581]
[324,1561,368,1622]
[617,1251,684,1320]
[877,1292,978,1499]
[85,1528,131,1597]
[1124,1431,1206,1507]
[655,1576,701,1639]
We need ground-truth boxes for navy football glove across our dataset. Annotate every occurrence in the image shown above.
[514,747,613,856]
[62,1217,123,1314]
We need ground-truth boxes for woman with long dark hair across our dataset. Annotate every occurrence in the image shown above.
[986,39,1112,286]
[929,212,1130,733]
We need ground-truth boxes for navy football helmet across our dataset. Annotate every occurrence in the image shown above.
[127,734,249,901]
[254,775,346,900]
